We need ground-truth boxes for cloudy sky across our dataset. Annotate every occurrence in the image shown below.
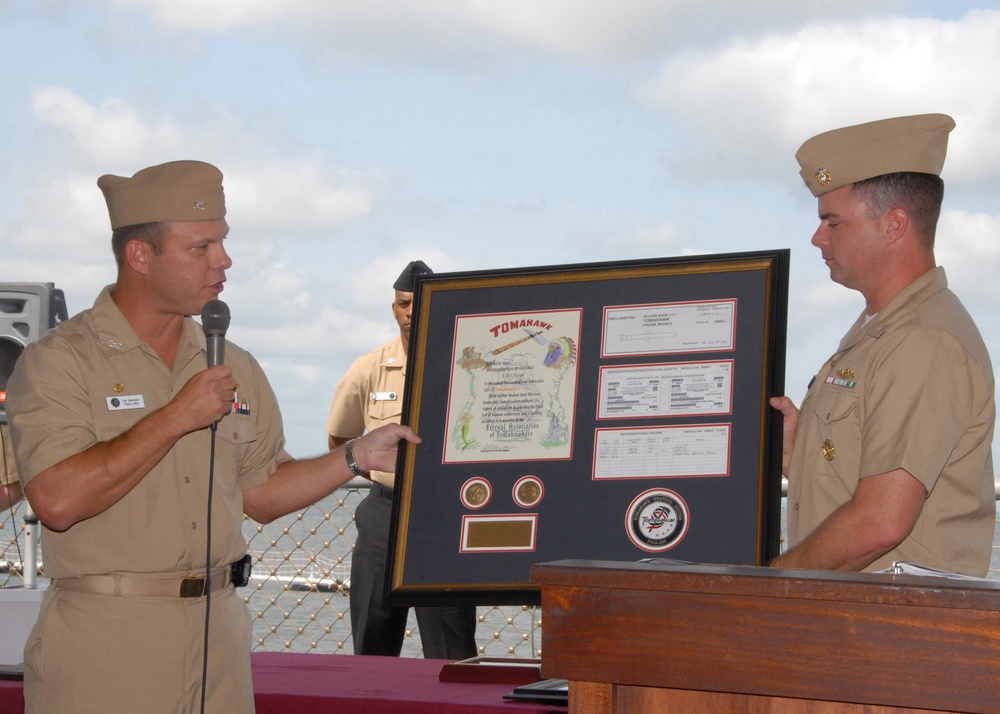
[2,0,999,459]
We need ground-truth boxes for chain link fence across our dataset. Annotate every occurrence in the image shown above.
[4,487,999,658]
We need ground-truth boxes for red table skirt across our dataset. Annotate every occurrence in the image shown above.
[0,652,561,714]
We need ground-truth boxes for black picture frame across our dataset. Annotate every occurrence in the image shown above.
[386,250,789,605]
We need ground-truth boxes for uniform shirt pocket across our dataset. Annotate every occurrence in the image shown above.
[369,397,402,425]
[810,387,861,491]
[213,416,257,495]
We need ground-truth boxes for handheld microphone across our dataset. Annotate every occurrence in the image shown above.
[201,299,231,368]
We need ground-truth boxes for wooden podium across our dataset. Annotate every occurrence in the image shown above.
[531,560,1000,713]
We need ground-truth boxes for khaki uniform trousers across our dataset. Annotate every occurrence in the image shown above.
[24,583,254,714]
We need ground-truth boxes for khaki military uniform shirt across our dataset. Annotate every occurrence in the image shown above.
[787,267,995,576]
[325,337,405,488]
[7,286,292,579]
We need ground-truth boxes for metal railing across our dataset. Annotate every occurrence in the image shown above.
[1,484,543,658]
[240,485,543,657]
[4,485,999,658]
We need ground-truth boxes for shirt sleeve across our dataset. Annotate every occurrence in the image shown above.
[6,336,96,484]
[235,351,293,492]
[324,356,368,438]
[859,326,988,493]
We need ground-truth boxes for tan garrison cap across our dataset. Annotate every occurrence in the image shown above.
[795,113,955,197]
[97,160,226,229]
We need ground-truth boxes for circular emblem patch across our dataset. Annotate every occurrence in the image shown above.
[625,489,689,552]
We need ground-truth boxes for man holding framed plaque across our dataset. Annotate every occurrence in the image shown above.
[770,114,994,576]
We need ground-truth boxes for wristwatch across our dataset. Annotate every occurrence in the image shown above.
[344,438,370,479]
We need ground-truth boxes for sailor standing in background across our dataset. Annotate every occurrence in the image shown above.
[326,261,479,659]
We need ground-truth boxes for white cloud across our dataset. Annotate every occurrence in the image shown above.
[639,10,1000,183]
[0,89,194,278]
[4,174,108,258]
[936,209,1000,302]
[0,88,391,383]
[32,87,187,166]
[564,221,691,263]
[102,0,887,62]
[226,163,379,236]
[3,87,381,269]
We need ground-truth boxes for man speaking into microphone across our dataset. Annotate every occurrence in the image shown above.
[5,160,419,714]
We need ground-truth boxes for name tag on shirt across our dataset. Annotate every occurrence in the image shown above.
[107,395,145,411]
[370,392,397,402]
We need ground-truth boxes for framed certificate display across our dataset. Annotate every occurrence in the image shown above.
[386,250,789,605]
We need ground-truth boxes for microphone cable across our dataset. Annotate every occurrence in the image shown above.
[199,420,218,714]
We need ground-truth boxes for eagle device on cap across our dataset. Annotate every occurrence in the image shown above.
[394,260,433,292]
[97,160,226,229]
[795,113,955,197]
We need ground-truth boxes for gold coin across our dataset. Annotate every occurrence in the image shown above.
[517,481,540,505]
[465,483,488,506]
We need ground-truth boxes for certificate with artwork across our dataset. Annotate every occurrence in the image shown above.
[386,250,789,605]
[445,309,581,463]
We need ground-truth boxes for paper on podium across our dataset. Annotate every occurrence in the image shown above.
[876,561,991,581]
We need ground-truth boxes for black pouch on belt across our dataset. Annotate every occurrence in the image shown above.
[231,554,252,587]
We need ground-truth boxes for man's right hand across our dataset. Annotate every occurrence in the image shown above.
[352,424,421,475]
[170,365,237,432]
[25,365,238,532]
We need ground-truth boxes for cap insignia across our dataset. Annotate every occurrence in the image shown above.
[193,201,207,210]
[815,168,832,187]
